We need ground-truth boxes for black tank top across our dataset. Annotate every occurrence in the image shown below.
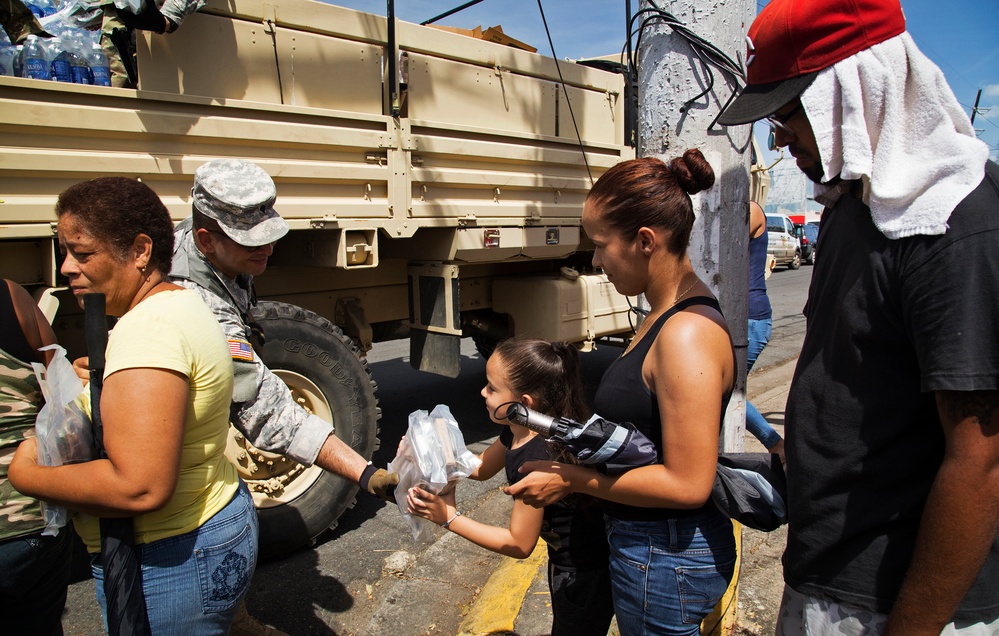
[594,296,726,520]
[0,282,38,364]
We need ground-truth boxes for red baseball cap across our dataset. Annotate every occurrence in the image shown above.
[717,0,906,125]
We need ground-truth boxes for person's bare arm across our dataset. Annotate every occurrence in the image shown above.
[469,438,506,481]
[9,368,189,516]
[749,201,767,239]
[5,279,57,365]
[883,390,999,635]
[408,486,543,559]
[313,433,368,483]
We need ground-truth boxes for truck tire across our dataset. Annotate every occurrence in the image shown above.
[789,250,801,270]
[472,334,499,359]
[228,301,380,559]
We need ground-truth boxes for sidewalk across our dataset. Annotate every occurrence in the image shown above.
[457,356,797,636]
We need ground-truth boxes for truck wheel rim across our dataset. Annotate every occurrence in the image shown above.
[224,369,330,509]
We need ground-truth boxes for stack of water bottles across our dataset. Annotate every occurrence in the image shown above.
[0,0,113,86]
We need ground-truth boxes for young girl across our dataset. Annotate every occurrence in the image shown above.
[406,337,613,636]
[505,151,738,635]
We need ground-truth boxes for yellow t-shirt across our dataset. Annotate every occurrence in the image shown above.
[74,289,240,551]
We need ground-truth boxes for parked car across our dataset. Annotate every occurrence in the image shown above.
[794,222,819,265]
[766,213,801,269]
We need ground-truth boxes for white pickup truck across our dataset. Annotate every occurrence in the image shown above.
[766,213,801,270]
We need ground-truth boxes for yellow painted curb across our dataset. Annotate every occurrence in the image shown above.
[457,540,547,636]
[701,521,743,635]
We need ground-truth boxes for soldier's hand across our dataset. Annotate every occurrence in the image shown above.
[360,465,399,502]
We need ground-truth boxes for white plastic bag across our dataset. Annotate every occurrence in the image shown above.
[31,344,95,536]
[388,404,481,542]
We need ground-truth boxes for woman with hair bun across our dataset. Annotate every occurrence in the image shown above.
[506,149,738,635]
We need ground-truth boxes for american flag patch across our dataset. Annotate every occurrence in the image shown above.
[228,339,254,361]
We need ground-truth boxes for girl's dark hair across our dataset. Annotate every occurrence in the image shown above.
[585,149,715,255]
[492,337,590,423]
[56,177,174,275]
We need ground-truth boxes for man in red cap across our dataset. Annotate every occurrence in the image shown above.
[719,0,999,634]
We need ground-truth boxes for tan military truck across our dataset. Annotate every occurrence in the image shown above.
[1,0,638,555]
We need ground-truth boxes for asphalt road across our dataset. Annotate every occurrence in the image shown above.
[60,264,813,635]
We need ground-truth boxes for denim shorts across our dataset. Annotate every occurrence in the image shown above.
[605,510,737,636]
[92,482,258,635]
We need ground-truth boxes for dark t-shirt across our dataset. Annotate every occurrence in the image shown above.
[500,427,608,571]
[784,162,999,621]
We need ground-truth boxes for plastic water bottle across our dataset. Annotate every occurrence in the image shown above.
[49,36,72,82]
[37,0,58,16]
[20,35,49,80]
[0,46,15,76]
[86,42,111,87]
[24,1,45,18]
[67,34,91,84]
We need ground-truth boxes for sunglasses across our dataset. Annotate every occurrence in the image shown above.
[765,102,803,137]
[207,229,270,252]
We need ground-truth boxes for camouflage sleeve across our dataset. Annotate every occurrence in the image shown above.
[174,280,333,466]
[158,0,204,29]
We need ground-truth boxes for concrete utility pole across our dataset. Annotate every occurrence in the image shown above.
[637,0,755,452]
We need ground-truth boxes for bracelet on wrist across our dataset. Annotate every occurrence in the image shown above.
[442,510,462,529]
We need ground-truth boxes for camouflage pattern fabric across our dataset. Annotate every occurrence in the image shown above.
[160,0,204,31]
[98,0,205,88]
[192,159,289,247]
[171,225,332,466]
[776,584,999,635]
[0,347,45,541]
[0,0,50,44]
[98,5,132,88]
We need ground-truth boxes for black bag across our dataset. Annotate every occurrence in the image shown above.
[711,452,788,532]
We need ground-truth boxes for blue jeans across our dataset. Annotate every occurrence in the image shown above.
[92,483,258,635]
[747,318,782,449]
[747,318,772,372]
[605,510,737,636]
[0,526,72,635]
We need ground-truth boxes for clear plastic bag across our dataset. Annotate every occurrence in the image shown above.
[31,344,96,535]
[388,404,481,542]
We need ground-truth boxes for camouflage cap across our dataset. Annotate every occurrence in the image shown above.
[192,159,289,247]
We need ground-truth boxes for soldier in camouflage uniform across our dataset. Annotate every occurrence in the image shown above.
[0,279,71,635]
[99,0,204,87]
[170,159,397,635]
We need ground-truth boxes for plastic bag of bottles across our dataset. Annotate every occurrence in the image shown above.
[31,344,97,536]
[15,21,111,85]
[388,404,481,542]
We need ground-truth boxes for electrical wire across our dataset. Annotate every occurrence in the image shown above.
[535,0,593,185]
[624,2,746,133]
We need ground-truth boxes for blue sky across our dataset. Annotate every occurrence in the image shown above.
[331,0,999,169]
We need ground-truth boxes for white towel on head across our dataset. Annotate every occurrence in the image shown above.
[801,32,989,239]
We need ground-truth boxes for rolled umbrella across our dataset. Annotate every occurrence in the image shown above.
[85,293,152,636]
[504,404,658,475]
[712,452,788,532]
[505,403,789,531]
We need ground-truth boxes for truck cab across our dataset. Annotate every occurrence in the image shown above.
[766,213,801,270]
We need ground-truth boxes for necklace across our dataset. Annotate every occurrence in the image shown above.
[626,276,699,353]
[670,276,699,308]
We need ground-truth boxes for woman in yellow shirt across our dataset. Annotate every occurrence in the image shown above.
[9,176,257,634]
